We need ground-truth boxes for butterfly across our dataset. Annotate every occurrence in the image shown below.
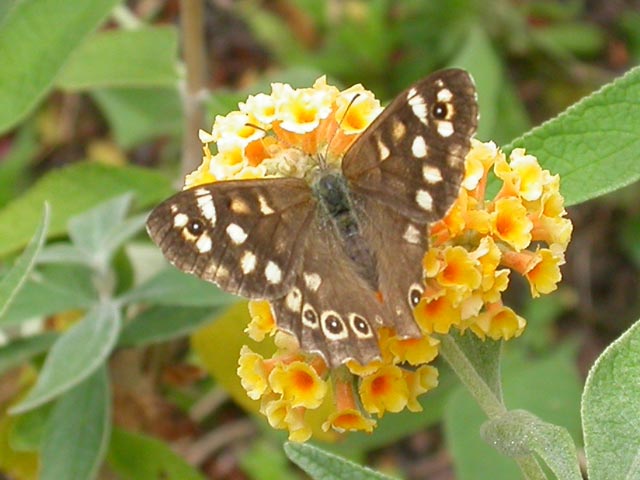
[146,69,478,367]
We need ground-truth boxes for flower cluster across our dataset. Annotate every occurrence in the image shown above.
[189,77,572,442]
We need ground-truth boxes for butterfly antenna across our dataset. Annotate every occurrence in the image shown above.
[321,92,361,168]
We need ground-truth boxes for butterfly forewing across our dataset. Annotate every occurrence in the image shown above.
[146,178,316,299]
[342,68,478,223]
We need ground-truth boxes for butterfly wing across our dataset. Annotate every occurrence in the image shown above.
[146,178,316,299]
[340,69,478,340]
[271,214,385,367]
[342,68,478,223]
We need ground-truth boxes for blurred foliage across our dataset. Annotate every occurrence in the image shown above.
[0,1,639,479]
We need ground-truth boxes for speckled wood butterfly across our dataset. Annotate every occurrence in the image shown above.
[147,69,478,367]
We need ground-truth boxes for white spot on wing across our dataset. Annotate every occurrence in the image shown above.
[303,272,322,292]
[196,194,216,223]
[265,261,282,284]
[285,287,302,312]
[437,88,453,102]
[416,189,433,211]
[411,135,428,158]
[230,197,250,214]
[408,92,428,126]
[258,195,275,215]
[195,233,212,253]
[173,213,188,228]
[403,224,422,244]
[226,223,248,245]
[240,250,257,274]
[377,138,390,160]
[437,120,454,137]
[423,165,443,184]
[392,119,406,140]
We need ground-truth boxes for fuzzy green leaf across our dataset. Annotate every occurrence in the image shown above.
[107,428,205,480]
[56,27,178,90]
[10,302,120,414]
[506,66,640,206]
[0,333,57,376]
[481,410,582,480]
[40,366,110,480]
[0,204,49,321]
[583,318,640,480]
[284,442,396,480]
[0,163,173,258]
[0,0,119,132]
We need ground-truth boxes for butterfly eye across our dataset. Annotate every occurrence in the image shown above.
[187,218,204,236]
[432,102,449,120]
[408,284,424,307]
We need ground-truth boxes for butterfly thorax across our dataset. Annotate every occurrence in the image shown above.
[312,171,379,290]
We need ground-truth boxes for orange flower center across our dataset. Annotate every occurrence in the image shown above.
[371,375,390,396]
[293,370,315,391]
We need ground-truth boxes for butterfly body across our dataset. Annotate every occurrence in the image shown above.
[147,69,478,367]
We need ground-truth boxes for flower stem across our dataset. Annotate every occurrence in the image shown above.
[438,335,547,480]
[179,0,207,180]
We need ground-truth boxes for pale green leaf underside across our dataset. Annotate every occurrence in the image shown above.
[284,442,396,480]
[583,318,640,480]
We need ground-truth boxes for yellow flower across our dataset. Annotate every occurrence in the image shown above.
[414,291,461,334]
[359,365,409,416]
[525,248,564,297]
[322,380,376,433]
[491,197,533,251]
[237,346,269,400]
[246,301,276,342]
[470,304,526,341]
[404,365,439,412]
[268,361,327,409]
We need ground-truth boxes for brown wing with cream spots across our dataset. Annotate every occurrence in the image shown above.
[146,178,316,299]
[271,212,384,367]
[342,68,478,224]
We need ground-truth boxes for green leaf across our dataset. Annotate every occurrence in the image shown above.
[480,410,581,480]
[10,302,121,414]
[284,442,396,480]
[40,366,110,480]
[56,27,178,90]
[91,87,182,148]
[107,428,205,480]
[67,193,146,267]
[120,267,237,307]
[0,204,49,321]
[0,0,120,132]
[0,333,57,376]
[0,162,173,258]
[241,440,299,480]
[506,65,640,206]
[445,348,582,480]
[118,306,221,347]
[0,264,97,328]
[582,318,640,480]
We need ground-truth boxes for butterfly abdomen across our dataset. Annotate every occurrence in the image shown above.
[313,173,379,289]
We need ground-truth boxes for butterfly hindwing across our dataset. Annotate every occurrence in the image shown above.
[342,68,478,223]
[271,215,384,367]
[146,178,316,299]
